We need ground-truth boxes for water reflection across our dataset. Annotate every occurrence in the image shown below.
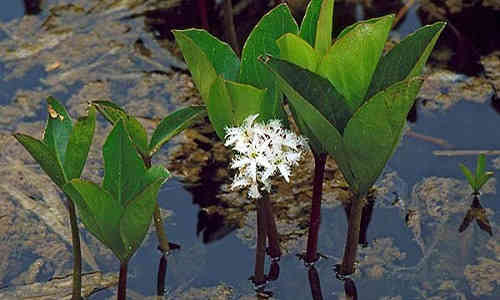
[458,195,493,236]
[1,1,500,299]
[23,0,43,15]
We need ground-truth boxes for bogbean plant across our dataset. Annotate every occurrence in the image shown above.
[14,98,205,300]
[458,154,494,236]
[174,3,307,285]
[14,97,96,300]
[459,154,494,196]
[175,0,445,280]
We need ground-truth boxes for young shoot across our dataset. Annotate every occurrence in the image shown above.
[459,154,494,195]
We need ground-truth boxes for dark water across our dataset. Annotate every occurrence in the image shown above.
[1,1,499,299]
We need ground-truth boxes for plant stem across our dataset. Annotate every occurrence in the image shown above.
[117,263,128,300]
[305,152,327,263]
[223,0,240,55]
[308,266,323,300]
[144,156,171,254]
[67,197,82,300]
[253,198,267,285]
[261,193,281,258]
[340,195,365,275]
[154,204,171,253]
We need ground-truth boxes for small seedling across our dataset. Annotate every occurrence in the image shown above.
[459,154,494,195]
[14,97,96,300]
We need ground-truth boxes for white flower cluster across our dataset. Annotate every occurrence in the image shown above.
[224,114,308,199]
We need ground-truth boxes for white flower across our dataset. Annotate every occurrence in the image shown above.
[224,114,308,199]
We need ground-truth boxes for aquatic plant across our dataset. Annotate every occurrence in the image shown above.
[458,154,494,236]
[459,154,494,195]
[63,119,169,300]
[92,101,206,254]
[173,3,298,137]
[14,97,96,300]
[173,3,301,286]
[261,0,446,275]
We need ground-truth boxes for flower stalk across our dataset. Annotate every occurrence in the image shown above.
[305,151,327,263]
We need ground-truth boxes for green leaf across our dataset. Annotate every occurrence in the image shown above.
[207,76,267,140]
[299,0,322,46]
[149,106,207,156]
[276,33,319,72]
[43,97,73,166]
[343,78,423,196]
[260,55,351,132]
[476,172,494,191]
[175,29,240,81]
[102,120,146,206]
[226,80,266,125]
[125,117,148,156]
[120,166,169,261]
[63,179,126,261]
[173,29,240,102]
[14,134,67,187]
[476,154,486,180]
[459,163,476,190]
[366,22,446,99]
[63,107,96,180]
[260,55,355,186]
[92,101,128,124]
[208,76,235,140]
[92,101,149,155]
[313,0,334,56]
[240,3,298,121]
[317,14,394,111]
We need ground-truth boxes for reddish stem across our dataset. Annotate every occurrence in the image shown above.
[253,198,267,285]
[262,194,281,258]
[117,263,128,300]
[340,195,364,275]
[305,152,327,263]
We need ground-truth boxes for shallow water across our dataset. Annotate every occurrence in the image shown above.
[1,1,499,299]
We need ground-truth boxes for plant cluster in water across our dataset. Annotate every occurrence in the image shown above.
[13,0,455,298]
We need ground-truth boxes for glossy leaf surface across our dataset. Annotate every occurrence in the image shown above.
[120,167,168,258]
[64,121,170,263]
[43,96,73,166]
[299,0,322,46]
[64,180,125,259]
[173,29,239,102]
[277,33,319,72]
[207,76,235,139]
[176,29,240,81]
[240,3,298,121]
[313,0,334,55]
[93,100,128,124]
[149,106,207,155]
[63,107,96,180]
[14,133,67,187]
[317,14,394,110]
[102,120,146,206]
[262,55,423,196]
[366,22,446,99]
[226,80,266,125]
[343,79,423,195]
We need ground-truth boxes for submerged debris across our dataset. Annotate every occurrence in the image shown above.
[0,271,118,300]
